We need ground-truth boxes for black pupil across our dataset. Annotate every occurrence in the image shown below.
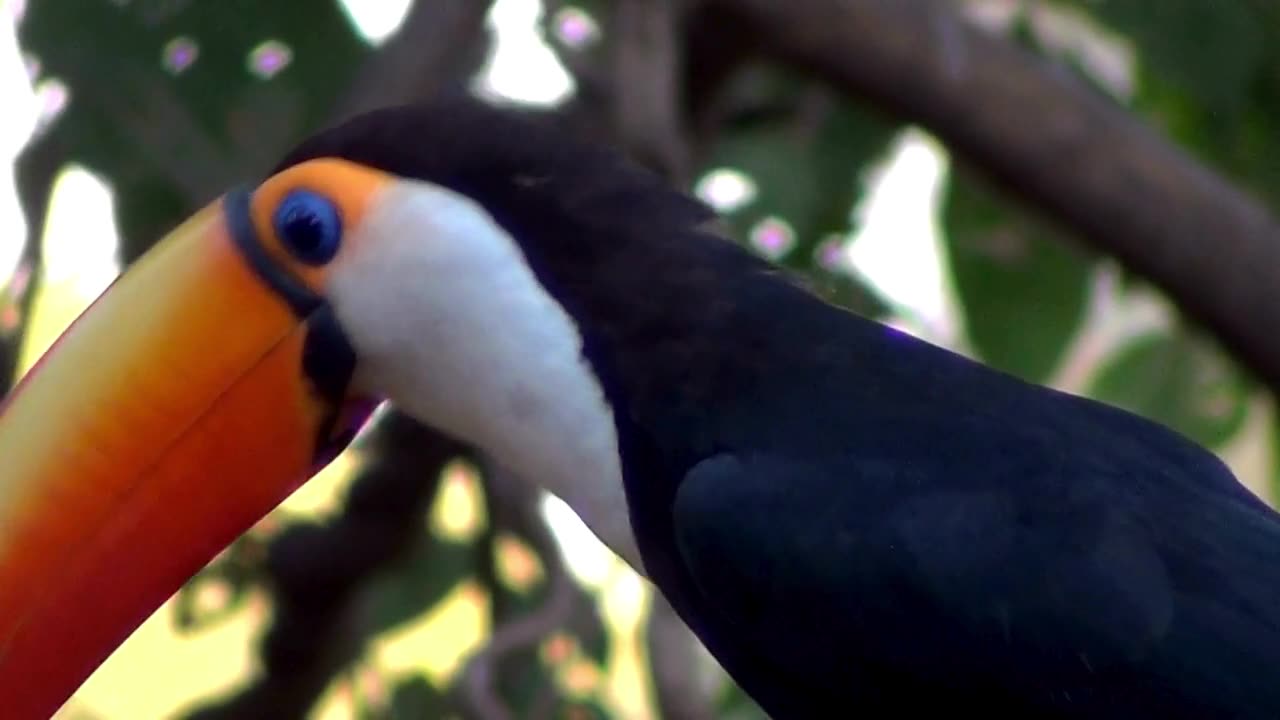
[283,207,325,252]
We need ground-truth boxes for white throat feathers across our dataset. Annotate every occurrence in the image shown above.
[326,179,644,571]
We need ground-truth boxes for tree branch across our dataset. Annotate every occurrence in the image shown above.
[646,594,719,720]
[329,0,495,121]
[182,414,466,720]
[610,0,690,185]
[454,465,588,720]
[716,0,1280,393]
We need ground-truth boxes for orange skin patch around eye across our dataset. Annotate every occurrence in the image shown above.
[249,158,396,292]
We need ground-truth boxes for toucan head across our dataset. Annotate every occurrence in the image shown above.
[0,97,720,717]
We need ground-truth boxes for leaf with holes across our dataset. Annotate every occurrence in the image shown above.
[941,169,1096,383]
[1086,329,1251,450]
[18,0,370,260]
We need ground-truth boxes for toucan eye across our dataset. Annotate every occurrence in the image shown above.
[273,190,343,265]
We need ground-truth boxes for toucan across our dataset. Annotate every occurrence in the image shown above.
[0,95,1278,720]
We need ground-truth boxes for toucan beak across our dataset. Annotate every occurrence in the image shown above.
[0,193,374,719]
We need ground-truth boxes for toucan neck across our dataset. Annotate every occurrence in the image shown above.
[506,200,828,447]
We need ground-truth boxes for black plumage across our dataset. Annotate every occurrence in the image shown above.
[280,96,1280,718]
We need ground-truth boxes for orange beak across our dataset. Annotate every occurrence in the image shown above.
[0,191,375,719]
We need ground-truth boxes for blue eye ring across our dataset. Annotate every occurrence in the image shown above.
[272,189,343,265]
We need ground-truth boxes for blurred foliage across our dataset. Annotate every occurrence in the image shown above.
[361,527,475,640]
[941,168,1097,384]
[19,0,369,259]
[8,0,1279,719]
[705,72,898,317]
[1053,0,1280,207]
[1087,329,1253,449]
[173,535,265,633]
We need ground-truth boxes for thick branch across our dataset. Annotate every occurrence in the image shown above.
[610,0,690,184]
[330,0,494,121]
[718,0,1280,392]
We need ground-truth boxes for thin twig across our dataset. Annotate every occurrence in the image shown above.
[454,463,589,720]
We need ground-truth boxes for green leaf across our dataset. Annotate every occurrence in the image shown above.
[708,124,816,242]
[493,645,556,715]
[18,0,370,258]
[941,170,1095,383]
[111,174,195,263]
[364,528,475,636]
[555,698,612,720]
[1086,329,1251,449]
[716,679,769,720]
[1050,0,1280,209]
[1062,0,1264,118]
[569,599,610,667]
[385,674,451,720]
[708,98,894,247]
[806,103,896,244]
[351,670,453,720]
[703,94,896,315]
